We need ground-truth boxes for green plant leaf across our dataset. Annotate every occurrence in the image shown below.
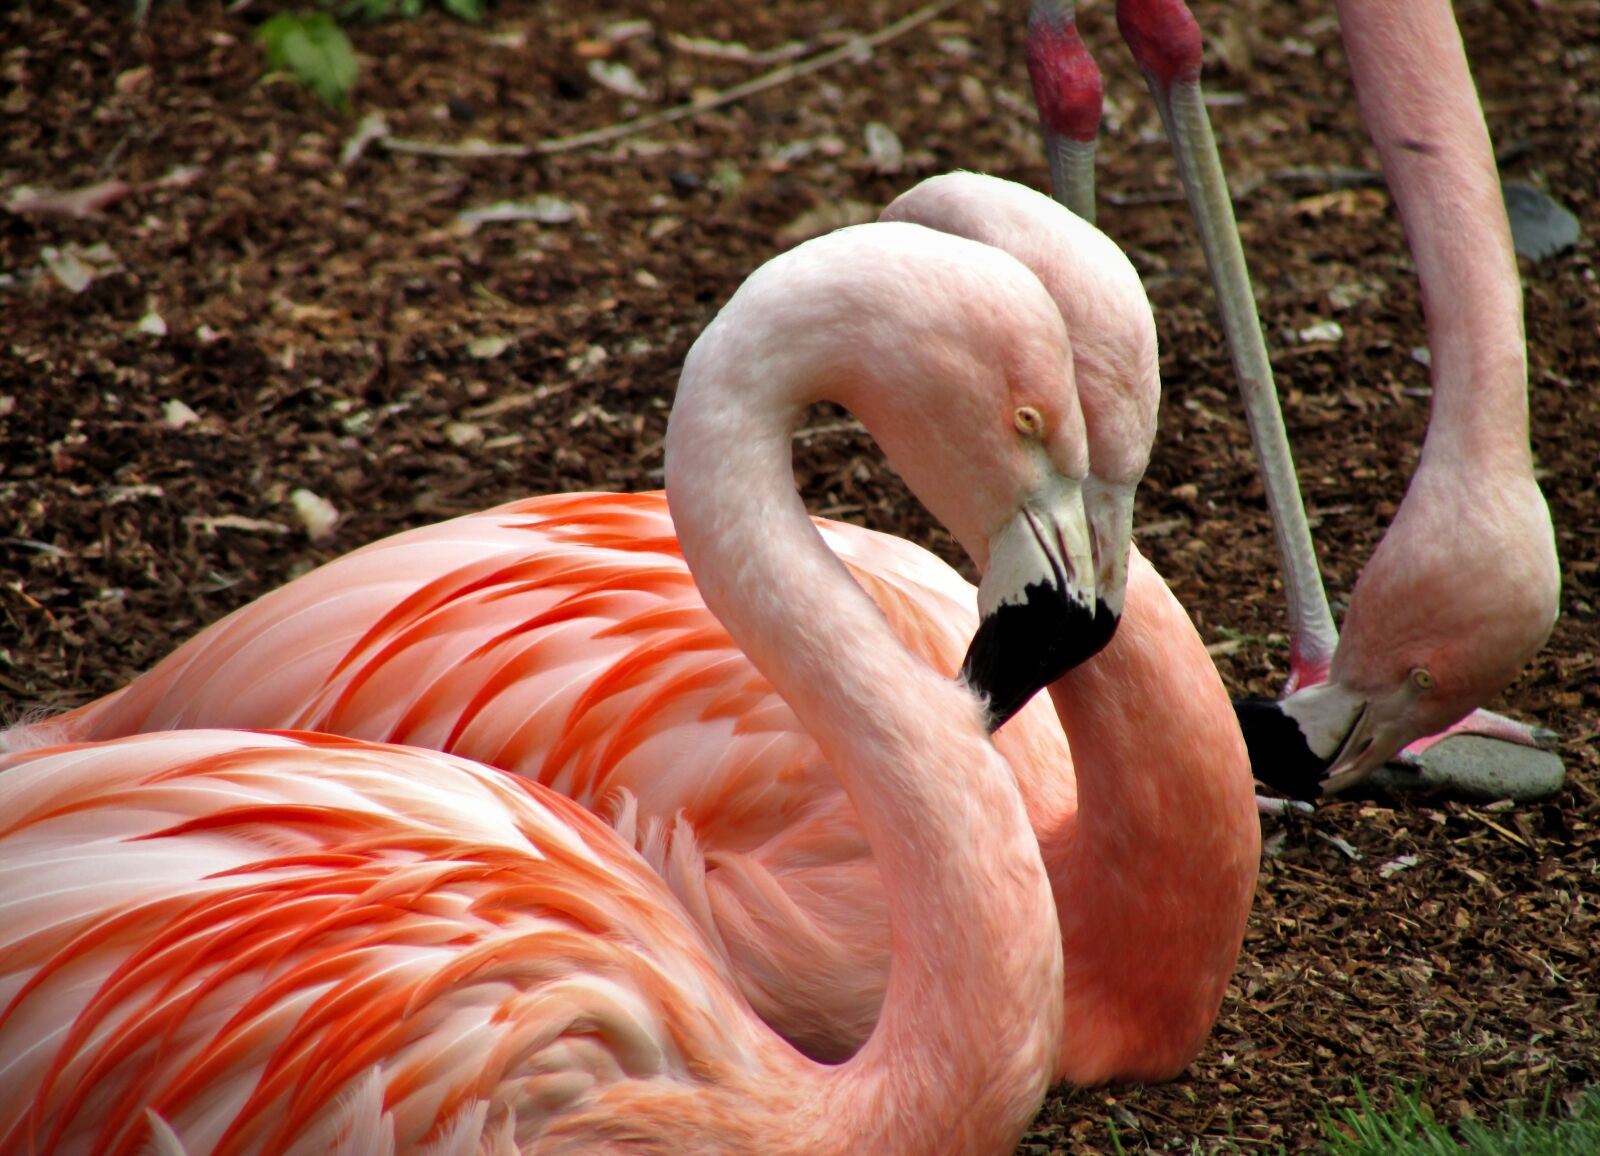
[258,12,358,108]
[1320,1081,1600,1155]
[329,0,392,22]
[324,0,483,24]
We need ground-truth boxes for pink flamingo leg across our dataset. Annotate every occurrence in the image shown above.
[1397,708,1559,762]
[1113,0,1340,692]
[1026,0,1104,222]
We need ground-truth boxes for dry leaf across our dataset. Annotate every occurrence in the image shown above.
[291,489,340,542]
[162,399,201,430]
[587,59,650,99]
[1379,855,1421,879]
[863,122,903,173]
[6,179,132,219]
[455,196,579,234]
[774,200,876,247]
[467,335,513,359]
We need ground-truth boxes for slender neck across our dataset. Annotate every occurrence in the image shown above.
[665,365,1062,1154]
[1337,0,1529,470]
[1038,553,1258,1084]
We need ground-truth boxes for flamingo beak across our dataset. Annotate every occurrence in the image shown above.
[962,474,1100,732]
[1082,477,1136,646]
[1236,679,1423,799]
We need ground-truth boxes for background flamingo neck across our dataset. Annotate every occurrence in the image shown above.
[1336,0,1530,470]
[664,372,1060,1153]
[1038,559,1259,1083]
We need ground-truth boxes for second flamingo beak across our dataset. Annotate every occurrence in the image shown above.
[1236,683,1364,800]
[1083,477,1136,637]
[962,475,1104,732]
[1237,678,1423,799]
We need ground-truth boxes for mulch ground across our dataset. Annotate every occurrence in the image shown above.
[3,1,1596,1151]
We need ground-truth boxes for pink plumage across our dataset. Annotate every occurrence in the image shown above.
[0,730,769,1155]
[36,492,1000,1059]
[46,491,975,849]
[6,197,1260,1092]
[2,219,1096,1155]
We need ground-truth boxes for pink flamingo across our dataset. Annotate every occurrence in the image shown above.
[1027,0,1560,797]
[0,221,1088,1155]
[6,188,1259,1085]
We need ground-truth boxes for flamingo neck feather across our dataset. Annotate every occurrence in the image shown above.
[1336,0,1529,472]
[663,238,1062,1153]
[1039,551,1259,1084]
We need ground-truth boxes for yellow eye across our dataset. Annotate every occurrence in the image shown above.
[1410,667,1435,691]
[1013,406,1045,437]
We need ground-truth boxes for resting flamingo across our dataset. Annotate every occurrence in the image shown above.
[1027,0,1560,797]
[0,222,1092,1155]
[5,196,1259,1085]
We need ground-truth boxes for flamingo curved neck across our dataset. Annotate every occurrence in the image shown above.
[663,304,1061,1151]
[1036,555,1258,1083]
[1336,0,1529,470]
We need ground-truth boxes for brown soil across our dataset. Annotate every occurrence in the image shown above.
[3,1,1596,1151]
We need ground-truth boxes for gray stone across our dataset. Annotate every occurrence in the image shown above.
[1502,181,1581,261]
[1368,735,1567,802]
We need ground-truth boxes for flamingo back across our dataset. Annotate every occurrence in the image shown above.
[24,492,1066,1059]
[48,494,977,845]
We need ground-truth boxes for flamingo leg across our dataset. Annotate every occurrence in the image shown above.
[1396,708,1560,762]
[1026,0,1104,223]
[1113,0,1339,689]
[1256,795,1314,817]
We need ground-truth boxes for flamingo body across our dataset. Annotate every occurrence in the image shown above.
[0,220,1089,1155]
[45,492,979,818]
[17,491,1252,1084]
[38,491,1051,1060]
[7,205,1259,1087]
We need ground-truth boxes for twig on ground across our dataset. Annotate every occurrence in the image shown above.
[534,0,966,155]
[381,137,533,159]
[666,32,814,65]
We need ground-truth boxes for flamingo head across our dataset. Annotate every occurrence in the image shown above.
[1237,464,1559,799]
[959,429,1104,731]
[863,317,1105,731]
[881,172,1160,689]
[701,219,1109,732]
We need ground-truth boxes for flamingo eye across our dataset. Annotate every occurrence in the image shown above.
[1410,667,1435,691]
[1013,406,1045,437]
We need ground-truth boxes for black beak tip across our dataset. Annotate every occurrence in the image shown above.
[1233,697,1330,802]
[961,583,1110,734]
[1089,597,1118,658]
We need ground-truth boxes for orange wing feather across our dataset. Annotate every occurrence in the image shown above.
[0,730,780,1155]
[20,491,1065,1059]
